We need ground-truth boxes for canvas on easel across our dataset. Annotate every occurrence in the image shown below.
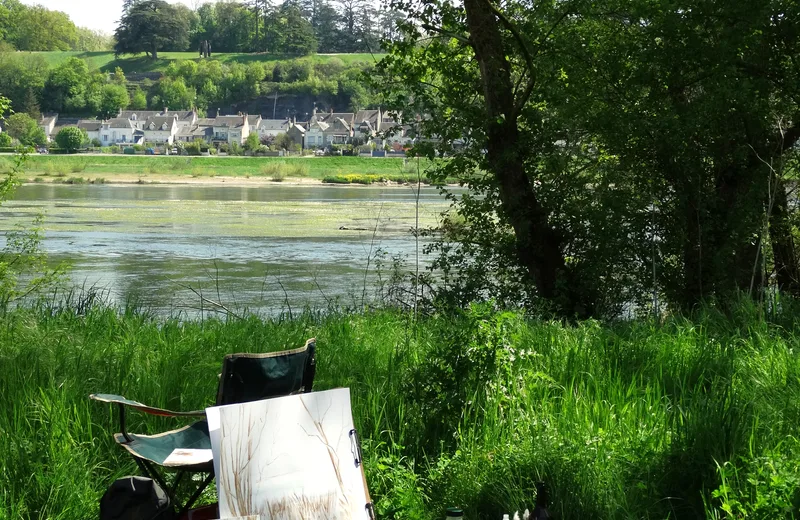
[206,388,374,520]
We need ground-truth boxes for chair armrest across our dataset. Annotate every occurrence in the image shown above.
[89,394,206,418]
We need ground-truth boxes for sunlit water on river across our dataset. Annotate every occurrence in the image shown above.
[0,184,455,316]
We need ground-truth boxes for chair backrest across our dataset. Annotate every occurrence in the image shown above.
[215,338,316,406]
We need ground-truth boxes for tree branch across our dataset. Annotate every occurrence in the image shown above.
[481,0,574,116]
[421,23,472,46]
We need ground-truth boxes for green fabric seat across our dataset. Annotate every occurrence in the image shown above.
[114,420,212,468]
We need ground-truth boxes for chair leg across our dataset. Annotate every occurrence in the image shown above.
[178,473,215,517]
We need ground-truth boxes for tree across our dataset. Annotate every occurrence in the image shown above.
[4,113,44,147]
[55,127,85,153]
[130,87,148,110]
[114,0,190,60]
[6,4,78,51]
[0,53,47,115]
[155,77,196,109]
[44,57,89,113]
[111,67,127,86]
[378,0,800,317]
[274,132,293,151]
[99,84,130,119]
[245,132,261,151]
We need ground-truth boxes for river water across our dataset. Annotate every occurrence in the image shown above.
[0,183,453,316]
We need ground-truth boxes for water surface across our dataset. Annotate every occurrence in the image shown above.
[1,184,454,316]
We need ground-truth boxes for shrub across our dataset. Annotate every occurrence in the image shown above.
[64,177,86,184]
[286,163,309,177]
[70,160,88,173]
[0,133,11,147]
[91,138,102,148]
[260,162,283,177]
[245,132,261,151]
[55,127,86,153]
[271,172,285,182]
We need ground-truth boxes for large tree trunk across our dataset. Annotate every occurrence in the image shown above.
[770,127,800,296]
[152,43,159,61]
[462,0,567,305]
[769,175,800,295]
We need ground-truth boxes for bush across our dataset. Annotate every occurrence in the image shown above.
[55,127,86,153]
[70,160,88,173]
[91,138,102,148]
[0,133,11,147]
[261,162,283,177]
[286,163,309,177]
[185,140,203,156]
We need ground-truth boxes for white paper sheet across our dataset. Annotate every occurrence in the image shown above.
[163,448,214,467]
[207,388,370,520]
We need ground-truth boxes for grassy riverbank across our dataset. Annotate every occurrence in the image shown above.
[2,155,437,185]
[1,301,799,519]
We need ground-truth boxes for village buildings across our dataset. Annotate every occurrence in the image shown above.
[33,106,415,151]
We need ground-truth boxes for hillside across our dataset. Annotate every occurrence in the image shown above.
[28,51,384,74]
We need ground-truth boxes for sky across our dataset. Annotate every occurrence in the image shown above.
[20,0,211,34]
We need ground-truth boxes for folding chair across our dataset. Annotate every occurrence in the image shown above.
[90,338,317,516]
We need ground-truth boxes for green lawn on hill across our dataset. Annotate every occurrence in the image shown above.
[28,51,384,73]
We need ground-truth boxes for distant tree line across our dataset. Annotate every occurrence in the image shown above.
[0,0,112,51]
[0,51,378,122]
[115,0,402,59]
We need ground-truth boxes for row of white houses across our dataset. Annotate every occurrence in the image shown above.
[39,108,416,150]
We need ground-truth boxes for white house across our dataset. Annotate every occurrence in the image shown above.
[212,115,250,146]
[142,116,178,144]
[305,120,328,148]
[353,109,381,143]
[258,119,292,141]
[39,114,58,142]
[99,118,139,145]
[77,120,102,143]
[246,114,262,136]
[171,110,198,129]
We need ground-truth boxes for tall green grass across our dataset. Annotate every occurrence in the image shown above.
[0,301,798,519]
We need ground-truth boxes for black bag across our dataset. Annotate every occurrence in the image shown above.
[99,476,174,520]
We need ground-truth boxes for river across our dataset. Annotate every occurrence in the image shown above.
[0,183,454,316]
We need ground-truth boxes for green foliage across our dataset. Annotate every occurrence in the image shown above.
[129,87,148,111]
[55,127,85,153]
[273,132,294,151]
[4,113,45,147]
[1,303,800,518]
[154,77,196,109]
[114,0,191,59]
[378,0,800,317]
[244,132,260,151]
[44,57,89,112]
[0,1,104,52]
[0,132,11,147]
[711,438,800,518]
[99,84,130,119]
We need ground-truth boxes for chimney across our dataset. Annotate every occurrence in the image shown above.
[163,107,168,114]
[217,108,220,118]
